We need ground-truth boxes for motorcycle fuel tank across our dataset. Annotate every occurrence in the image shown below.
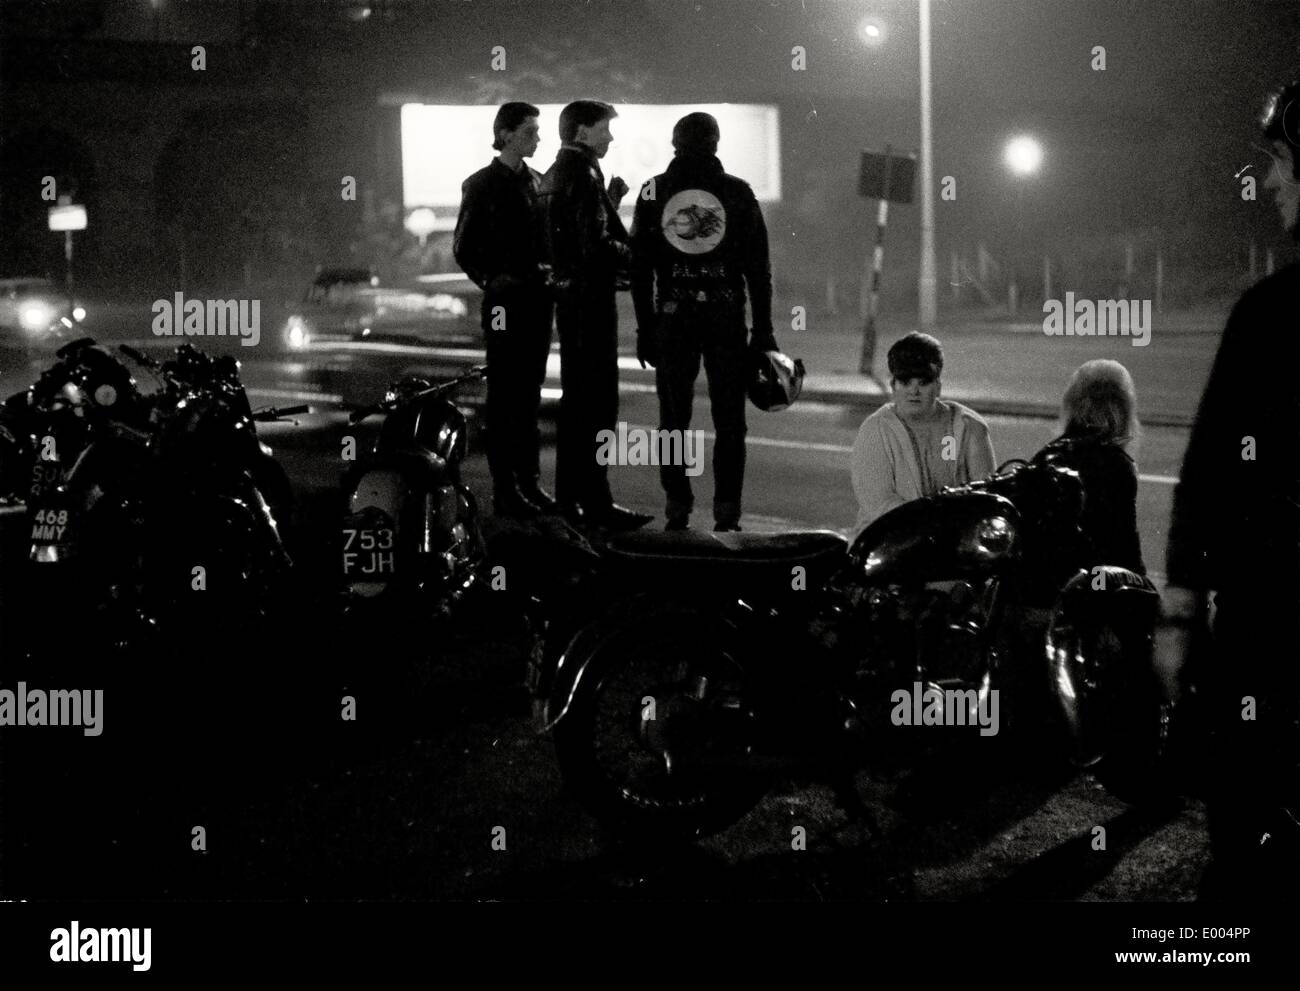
[849,491,1020,584]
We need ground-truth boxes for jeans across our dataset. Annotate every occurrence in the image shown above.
[653,304,748,526]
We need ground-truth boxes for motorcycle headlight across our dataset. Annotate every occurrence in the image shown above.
[960,514,1017,563]
[19,301,56,333]
[429,421,465,464]
[72,306,86,322]
[413,402,468,465]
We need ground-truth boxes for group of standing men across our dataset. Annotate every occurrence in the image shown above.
[454,100,776,531]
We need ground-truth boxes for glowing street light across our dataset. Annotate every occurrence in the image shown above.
[405,207,438,247]
[858,18,885,46]
[1003,136,1043,314]
[1004,135,1043,176]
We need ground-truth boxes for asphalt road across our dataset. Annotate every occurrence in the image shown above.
[0,345,1210,902]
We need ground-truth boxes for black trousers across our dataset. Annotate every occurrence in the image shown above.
[482,288,553,492]
[654,304,748,526]
[1199,587,1300,900]
[555,287,619,508]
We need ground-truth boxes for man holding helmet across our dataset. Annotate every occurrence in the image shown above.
[631,111,784,532]
[1163,78,1300,900]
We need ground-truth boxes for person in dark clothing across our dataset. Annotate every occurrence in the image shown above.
[537,99,652,531]
[630,112,777,531]
[1035,359,1146,574]
[453,101,556,519]
[1163,79,1300,901]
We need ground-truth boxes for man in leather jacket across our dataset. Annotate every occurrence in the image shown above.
[1164,78,1300,900]
[537,99,652,530]
[453,102,556,519]
[630,112,776,531]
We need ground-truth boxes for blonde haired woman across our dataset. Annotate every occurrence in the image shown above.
[1036,359,1145,573]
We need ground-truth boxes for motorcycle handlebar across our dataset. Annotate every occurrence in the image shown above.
[252,404,310,422]
[349,365,488,424]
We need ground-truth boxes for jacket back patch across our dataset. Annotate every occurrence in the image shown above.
[661,189,727,255]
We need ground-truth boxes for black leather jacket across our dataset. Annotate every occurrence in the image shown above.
[453,157,548,292]
[1038,434,1146,575]
[630,153,774,338]
[1167,262,1300,593]
[537,144,630,293]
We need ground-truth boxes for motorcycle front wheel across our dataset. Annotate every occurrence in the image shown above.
[553,606,772,843]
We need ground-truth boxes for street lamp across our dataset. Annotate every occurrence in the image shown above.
[858,5,937,329]
[1003,135,1042,314]
[858,18,885,45]
[1004,135,1043,176]
[405,207,438,248]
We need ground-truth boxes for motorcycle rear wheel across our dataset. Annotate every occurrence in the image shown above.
[553,608,772,843]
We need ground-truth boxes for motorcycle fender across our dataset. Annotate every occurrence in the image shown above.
[542,596,750,733]
[1045,566,1161,763]
[348,468,408,520]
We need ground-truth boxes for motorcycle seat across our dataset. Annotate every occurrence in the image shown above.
[603,529,849,596]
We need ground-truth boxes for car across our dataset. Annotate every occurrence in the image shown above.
[280,267,490,409]
[0,277,86,353]
[281,268,481,352]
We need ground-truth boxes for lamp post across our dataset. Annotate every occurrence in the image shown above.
[917,0,937,327]
[1003,135,1042,316]
[859,4,937,329]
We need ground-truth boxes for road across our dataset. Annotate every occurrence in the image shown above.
[0,337,1211,902]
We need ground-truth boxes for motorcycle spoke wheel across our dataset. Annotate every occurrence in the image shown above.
[553,609,773,842]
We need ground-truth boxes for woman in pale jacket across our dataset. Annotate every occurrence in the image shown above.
[850,332,996,540]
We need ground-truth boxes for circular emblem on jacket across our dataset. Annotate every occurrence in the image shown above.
[661,189,727,255]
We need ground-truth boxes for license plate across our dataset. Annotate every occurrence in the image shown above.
[29,505,72,545]
[342,518,396,580]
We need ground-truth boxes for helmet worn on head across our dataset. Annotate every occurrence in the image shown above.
[1261,78,1300,179]
[748,349,805,411]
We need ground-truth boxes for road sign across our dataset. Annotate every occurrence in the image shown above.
[48,204,87,232]
[858,149,917,204]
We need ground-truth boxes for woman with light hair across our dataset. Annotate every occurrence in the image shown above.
[1036,358,1146,573]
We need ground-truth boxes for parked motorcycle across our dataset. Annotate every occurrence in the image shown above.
[1,338,302,645]
[339,365,487,616]
[536,447,1164,841]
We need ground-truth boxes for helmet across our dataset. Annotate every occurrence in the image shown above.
[748,349,805,412]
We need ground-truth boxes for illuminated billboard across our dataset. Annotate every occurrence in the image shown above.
[399,103,781,228]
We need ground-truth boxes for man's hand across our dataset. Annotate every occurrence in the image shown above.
[1153,584,1205,697]
[636,332,658,369]
[749,330,779,354]
[608,176,629,204]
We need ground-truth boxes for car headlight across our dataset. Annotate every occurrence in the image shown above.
[72,306,86,322]
[428,293,469,318]
[284,316,311,350]
[19,301,56,332]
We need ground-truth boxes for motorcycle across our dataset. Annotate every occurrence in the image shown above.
[339,365,487,617]
[535,447,1165,841]
[1,338,303,646]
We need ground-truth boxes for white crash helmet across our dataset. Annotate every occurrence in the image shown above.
[748,349,805,412]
